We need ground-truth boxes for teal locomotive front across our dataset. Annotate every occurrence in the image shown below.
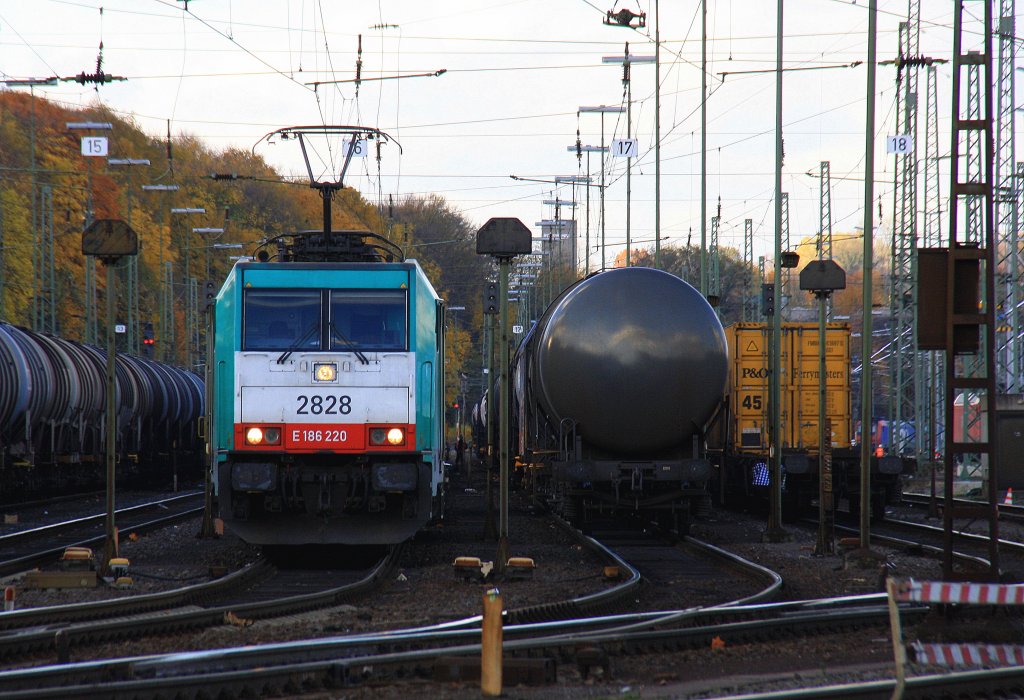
[210,260,445,545]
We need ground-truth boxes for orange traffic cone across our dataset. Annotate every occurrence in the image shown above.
[1004,487,1014,506]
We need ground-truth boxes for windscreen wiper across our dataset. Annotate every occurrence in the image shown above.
[277,323,321,364]
[329,322,370,365]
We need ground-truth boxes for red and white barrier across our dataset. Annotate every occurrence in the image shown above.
[913,641,1024,667]
[893,578,1024,606]
[888,577,1024,692]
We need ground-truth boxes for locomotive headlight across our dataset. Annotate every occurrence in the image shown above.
[245,426,281,446]
[369,427,405,446]
[313,362,337,382]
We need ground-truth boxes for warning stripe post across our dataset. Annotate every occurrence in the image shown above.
[912,641,1024,667]
[888,576,1024,699]
[892,578,1024,606]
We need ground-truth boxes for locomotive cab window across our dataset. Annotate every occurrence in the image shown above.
[329,290,407,351]
[243,289,321,351]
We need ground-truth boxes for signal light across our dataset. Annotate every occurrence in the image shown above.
[203,280,217,310]
[142,322,155,355]
[482,282,498,315]
[761,283,776,317]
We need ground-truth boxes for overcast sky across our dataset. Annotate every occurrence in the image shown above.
[0,1,1003,266]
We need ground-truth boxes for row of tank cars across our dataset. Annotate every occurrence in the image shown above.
[0,322,205,499]
[473,266,910,534]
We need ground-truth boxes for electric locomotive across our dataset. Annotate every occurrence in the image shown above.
[209,229,446,546]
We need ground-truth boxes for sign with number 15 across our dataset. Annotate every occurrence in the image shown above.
[81,136,108,157]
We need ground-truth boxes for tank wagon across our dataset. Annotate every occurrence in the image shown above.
[711,322,909,519]
[209,230,447,546]
[511,267,729,532]
[0,322,205,497]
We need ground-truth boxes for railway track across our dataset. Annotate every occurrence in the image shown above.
[886,494,1024,577]
[0,589,929,698]
[11,480,996,698]
[903,490,1024,525]
[0,508,750,663]
[0,548,399,661]
[0,492,787,693]
[0,492,205,577]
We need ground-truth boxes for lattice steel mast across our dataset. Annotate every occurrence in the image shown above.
[940,0,998,581]
[889,7,921,459]
[744,218,757,321]
[994,0,1020,394]
[919,64,945,468]
[781,192,791,316]
[818,161,834,318]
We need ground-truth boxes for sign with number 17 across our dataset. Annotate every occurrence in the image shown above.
[612,138,638,158]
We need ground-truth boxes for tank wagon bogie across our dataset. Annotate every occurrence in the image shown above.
[210,231,446,546]
[512,267,728,532]
[0,322,205,496]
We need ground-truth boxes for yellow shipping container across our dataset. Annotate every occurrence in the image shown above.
[724,322,852,455]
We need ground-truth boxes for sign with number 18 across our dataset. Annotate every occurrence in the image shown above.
[886,135,913,154]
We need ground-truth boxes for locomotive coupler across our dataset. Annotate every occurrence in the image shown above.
[631,465,643,492]
[318,473,332,514]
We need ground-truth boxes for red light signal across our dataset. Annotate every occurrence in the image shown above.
[142,321,155,353]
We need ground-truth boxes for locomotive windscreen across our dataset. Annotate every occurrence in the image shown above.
[329,290,407,351]
[242,288,408,352]
[243,289,321,351]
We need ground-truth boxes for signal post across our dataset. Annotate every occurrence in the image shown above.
[799,259,846,556]
[476,218,532,573]
[82,219,138,575]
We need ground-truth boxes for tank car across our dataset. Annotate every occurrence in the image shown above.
[0,322,205,496]
[209,229,446,546]
[513,267,728,532]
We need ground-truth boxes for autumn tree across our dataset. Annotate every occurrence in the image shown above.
[386,194,492,420]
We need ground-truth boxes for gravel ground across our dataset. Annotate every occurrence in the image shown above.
[0,469,990,698]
